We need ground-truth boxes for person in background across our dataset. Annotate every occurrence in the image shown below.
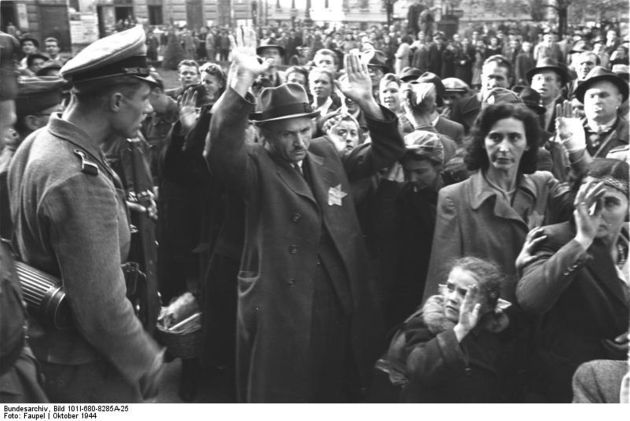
[22,53,49,76]
[256,43,285,87]
[574,67,628,159]
[285,66,310,94]
[514,41,535,87]
[441,77,469,119]
[44,37,64,64]
[379,73,403,115]
[309,67,339,116]
[18,35,39,70]
[450,55,512,133]
[527,58,570,134]
[313,48,339,75]
[166,59,200,100]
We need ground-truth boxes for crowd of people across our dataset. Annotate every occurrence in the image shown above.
[0,10,629,405]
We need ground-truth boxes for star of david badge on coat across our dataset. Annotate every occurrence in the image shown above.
[328,184,347,206]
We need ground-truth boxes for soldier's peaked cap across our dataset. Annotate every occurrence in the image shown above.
[60,26,157,86]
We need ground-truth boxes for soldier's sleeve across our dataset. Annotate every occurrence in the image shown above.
[42,173,161,386]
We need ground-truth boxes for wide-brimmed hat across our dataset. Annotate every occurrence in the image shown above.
[256,43,285,56]
[518,87,545,115]
[574,66,629,103]
[251,83,319,124]
[527,58,571,85]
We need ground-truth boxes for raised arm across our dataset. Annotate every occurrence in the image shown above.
[338,51,405,180]
[204,27,271,191]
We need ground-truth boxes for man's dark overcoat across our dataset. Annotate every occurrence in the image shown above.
[206,88,403,402]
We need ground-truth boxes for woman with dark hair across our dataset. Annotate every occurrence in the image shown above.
[424,102,590,303]
[516,158,629,402]
[374,257,517,402]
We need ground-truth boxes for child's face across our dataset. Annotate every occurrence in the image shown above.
[441,267,481,323]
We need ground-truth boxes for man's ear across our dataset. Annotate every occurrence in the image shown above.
[109,92,125,112]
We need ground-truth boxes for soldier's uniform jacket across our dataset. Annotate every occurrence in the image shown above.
[7,114,160,387]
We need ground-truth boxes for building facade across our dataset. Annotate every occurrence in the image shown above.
[1,0,72,50]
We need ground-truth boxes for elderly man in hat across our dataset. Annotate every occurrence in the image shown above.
[206,30,404,403]
[527,58,570,134]
[8,26,164,402]
[574,66,629,159]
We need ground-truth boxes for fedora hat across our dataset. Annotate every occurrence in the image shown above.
[518,87,545,115]
[252,83,319,124]
[256,43,285,56]
[527,58,571,85]
[574,66,629,103]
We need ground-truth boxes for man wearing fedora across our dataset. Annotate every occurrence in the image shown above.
[527,58,570,134]
[206,34,403,402]
[574,66,629,159]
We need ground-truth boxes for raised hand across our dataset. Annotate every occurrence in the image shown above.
[228,26,272,95]
[453,285,482,342]
[573,180,606,249]
[178,87,198,135]
[515,226,547,273]
[337,51,374,103]
[555,100,586,153]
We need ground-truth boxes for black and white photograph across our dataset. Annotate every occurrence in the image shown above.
[0,0,628,414]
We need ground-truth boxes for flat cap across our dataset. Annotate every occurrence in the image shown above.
[442,77,469,93]
[61,26,156,86]
[482,87,522,108]
[16,76,66,117]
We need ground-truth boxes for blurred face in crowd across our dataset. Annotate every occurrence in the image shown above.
[606,30,618,43]
[368,66,384,89]
[0,100,16,150]
[521,41,532,53]
[113,83,153,139]
[489,37,498,47]
[530,71,562,103]
[178,65,199,88]
[28,57,47,74]
[379,80,401,113]
[148,86,174,114]
[543,34,553,44]
[570,97,585,119]
[45,40,60,57]
[574,52,597,81]
[260,47,283,67]
[21,40,36,55]
[403,157,440,191]
[453,34,461,43]
[443,91,465,110]
[441,266,481,323]
[286,71,307,91]
[583,80,623,124]
[480,61,510,94]
[314,52,337,74]
[582,179,629,242]
[261,117,313,164]
[202,72,223,101]
[309,69,333,102]
[484,117,529,176]
[327,118,360,153]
